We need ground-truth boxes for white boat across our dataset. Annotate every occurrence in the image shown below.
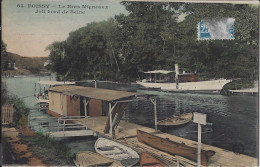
[137,79,231,92]
[137,64,232,93]
[95,137,139,166]
[34,80,75,104]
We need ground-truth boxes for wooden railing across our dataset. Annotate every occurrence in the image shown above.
[1,104,14,125]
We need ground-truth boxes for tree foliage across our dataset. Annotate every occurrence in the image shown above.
[1,40,9,71]
[47,2,258,82]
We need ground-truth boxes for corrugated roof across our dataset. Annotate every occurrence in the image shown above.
[48,85,148,101]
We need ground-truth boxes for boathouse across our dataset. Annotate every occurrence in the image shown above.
[47,85,157,137]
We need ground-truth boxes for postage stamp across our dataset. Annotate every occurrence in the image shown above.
[198,17,235,40]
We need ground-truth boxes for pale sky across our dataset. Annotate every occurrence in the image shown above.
[2,0,128,57]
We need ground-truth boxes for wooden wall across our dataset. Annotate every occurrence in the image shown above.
[67,96,80,116]
[48,91,67,116]
[89,99,102,117]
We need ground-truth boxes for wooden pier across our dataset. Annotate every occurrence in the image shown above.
[76,117,257,167]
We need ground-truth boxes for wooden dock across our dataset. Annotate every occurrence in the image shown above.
[76,117,257,167]
[49,130,94,138]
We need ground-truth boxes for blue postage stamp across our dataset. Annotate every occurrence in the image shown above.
[198,18,235,40]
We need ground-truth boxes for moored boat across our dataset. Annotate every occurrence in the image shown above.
[137,129,215,166]
[157,112,193,126]
[137,64,232,93]
[140,152,167,167]
[95,137,139,166]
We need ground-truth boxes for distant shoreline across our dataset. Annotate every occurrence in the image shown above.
[2,69,51,77]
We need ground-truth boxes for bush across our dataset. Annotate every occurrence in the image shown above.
[26,132,73,164]
[6,96,30,127]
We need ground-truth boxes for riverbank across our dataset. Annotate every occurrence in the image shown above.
[2,127,50,165]
[2,69,52,78]
[2,125,74,166]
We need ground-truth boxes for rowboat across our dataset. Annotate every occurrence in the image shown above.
[95,137,139,166]
[137,129,215,166]
[74,151,122,167]
[140,152,167,167]
[157,112,193,126]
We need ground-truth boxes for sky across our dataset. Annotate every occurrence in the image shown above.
[2,0,128,57]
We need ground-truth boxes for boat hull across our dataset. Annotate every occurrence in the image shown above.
[137,79,232,92]
[140,152,167,167]
[95,137,139,166]
[157,113,192,126]
[137,129,215,166]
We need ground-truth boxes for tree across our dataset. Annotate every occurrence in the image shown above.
[175,3,258,80]
[46,41,70,80]
[1,40,9,71]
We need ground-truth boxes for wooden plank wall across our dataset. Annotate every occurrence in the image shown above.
[89,99,103,117]
[1,104,14,125]
[67,96,80,116]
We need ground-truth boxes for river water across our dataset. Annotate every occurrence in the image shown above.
[3,76,258,158]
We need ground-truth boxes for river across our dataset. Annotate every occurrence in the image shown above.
[3,76,258,157]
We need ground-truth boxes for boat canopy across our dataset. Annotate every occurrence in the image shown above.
[144,70,174,74]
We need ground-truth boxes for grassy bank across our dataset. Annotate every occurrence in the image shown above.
[24,132,74,165]
[2,90,74,165]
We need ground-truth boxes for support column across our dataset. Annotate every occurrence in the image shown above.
[150,98,157,131]
[109,102,113,138]
[198,123,202,167]
[83,97,89,118]
[154,98,157,131]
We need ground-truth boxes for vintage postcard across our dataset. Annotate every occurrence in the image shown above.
[1,0,259,166]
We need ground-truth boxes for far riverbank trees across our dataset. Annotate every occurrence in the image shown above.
[47,2,258,83]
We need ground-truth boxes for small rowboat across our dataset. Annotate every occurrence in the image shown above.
[157,112,193,126]
[140,152,167,167]
[95,137,139,166]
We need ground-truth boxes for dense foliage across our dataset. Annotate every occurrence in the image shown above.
[47,2,258,83]
[1,40,9,71]
[2,80,30,126]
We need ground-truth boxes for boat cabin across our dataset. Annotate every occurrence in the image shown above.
[141,68,198,83]
[142,70,175,83]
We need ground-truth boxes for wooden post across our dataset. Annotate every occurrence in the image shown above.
[63,119,65,131]
[154,98,157,131]
[198,123,202,167]
[193,112,207,167]
[94,80,97,88]
[150,98,157,131]
[175,64,179,89]
[83,97,87,118]
[109,102,113,138]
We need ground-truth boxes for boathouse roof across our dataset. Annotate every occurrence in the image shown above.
[48,85,153,102]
